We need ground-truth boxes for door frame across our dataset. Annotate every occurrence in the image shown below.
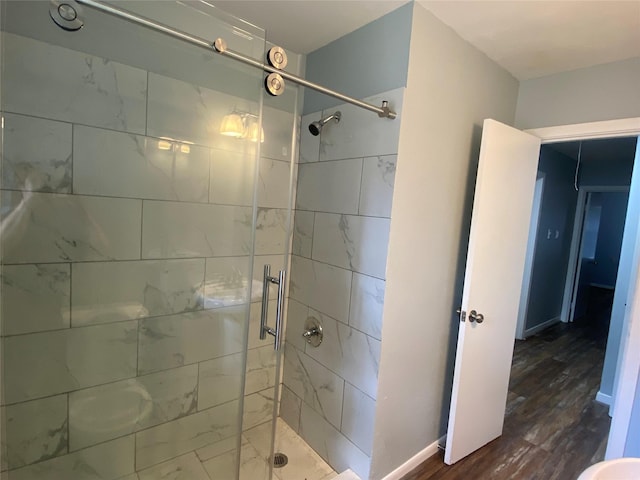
[563,186,630,324]
[516,174,545,340]
[525,117,640,459]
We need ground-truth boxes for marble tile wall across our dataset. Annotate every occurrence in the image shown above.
[0,31,295,479]
[283,87,403,479]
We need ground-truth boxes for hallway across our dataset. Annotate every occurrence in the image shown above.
[404,321,611,479]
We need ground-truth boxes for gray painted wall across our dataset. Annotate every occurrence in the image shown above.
[524,143,635,332]
[372,3,519,477]
[302,2,412,114]
[626,365,640,456]
[524,147,577,331]
[587,192,629,289]
[581,155,635,187]
[515,57,640,129]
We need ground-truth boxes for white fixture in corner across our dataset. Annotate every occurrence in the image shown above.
[577,458,640,479]
[332,470,362,480]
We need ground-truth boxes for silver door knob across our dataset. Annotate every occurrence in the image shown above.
[469,310,484,324]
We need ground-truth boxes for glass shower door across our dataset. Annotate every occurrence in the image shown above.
[0,1,292,478]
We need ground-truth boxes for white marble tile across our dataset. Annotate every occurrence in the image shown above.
[138,308,245,375]
[7,435,135,480]
[3,321,137,404]
[243,419,334,480]
[141,201,252,259]
[1,192,142,264]
[202,447,238,480]
[295,159,362,215]
[69,365,198,451]
[73,126,209,202]
[319,88,403,162]
[300,404,370,480]
[284,298,309,352]
[242,389,274,431]
[262,106,295,162]
[135,402,239,470]
[257,157,292,209]
[248,300,277,350]
[312,213,390,279]
[299,112,321,164]
[341,384,376,456]
[4,395,68,469]
[3,33,146,134]
[255,208,289,256]
[1,113,72,193]
[292,210,314,258]
[245,346,277,396]
[209,148,256,207]
[348,273,385,341]
[204,256,253,309]
[305,311,380,400]
[1,263,70,335]
[239,421,271,459]
[147,72,256,149]
[198,353,243,410]
[72,259,204,327]
[271,420,335,480]
[331,469,362,480]
[117,475,140,480]
[289,256,352,324]
[200,436,250,480]
[238,441,270,480]
[195,435,239,463]
[359,155,397,218]
[282,344,344,428]
[138,452,210,480]
[279,385,302,433]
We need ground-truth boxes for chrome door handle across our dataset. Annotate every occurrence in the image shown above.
[260,264,286,350]
[469,310,484,324]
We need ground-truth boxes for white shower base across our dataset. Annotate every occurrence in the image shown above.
[127,418,336,480]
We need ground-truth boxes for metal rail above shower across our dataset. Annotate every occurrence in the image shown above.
[74,0,398,120]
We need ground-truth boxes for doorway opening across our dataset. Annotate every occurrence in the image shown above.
[508,136,638,471]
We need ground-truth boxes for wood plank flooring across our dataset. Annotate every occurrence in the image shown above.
[403,321,611,480]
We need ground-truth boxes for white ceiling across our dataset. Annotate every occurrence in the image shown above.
[213,0,640,80]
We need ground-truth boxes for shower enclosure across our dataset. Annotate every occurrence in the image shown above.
[0,1,317,478]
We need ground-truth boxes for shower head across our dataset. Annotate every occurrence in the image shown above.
[308,111,341,136]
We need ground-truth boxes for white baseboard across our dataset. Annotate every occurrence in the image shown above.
[380,436,444,480]
[522,317,560,339]
[596,391,612,406]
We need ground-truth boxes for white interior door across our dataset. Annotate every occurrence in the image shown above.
[444,119,541,464]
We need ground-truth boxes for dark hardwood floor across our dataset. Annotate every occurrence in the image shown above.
[403,318,611,480]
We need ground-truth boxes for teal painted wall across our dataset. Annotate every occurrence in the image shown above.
[525,147,577,331]
[302,2,412,114]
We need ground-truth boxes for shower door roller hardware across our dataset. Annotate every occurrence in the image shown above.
[50,0,84,31]
[456,308,466,322]
[468,310,484,324]
[302,316,323,348]
[377,101,392,118]
[267,46,288,70]
[260,265,286,351]
[265,73,285,96]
